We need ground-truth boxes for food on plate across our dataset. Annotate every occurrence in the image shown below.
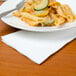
[13,0,76,27]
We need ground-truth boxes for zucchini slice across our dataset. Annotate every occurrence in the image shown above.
[34,0,48,11]
[43,20,55,25]
[34,9,49,17]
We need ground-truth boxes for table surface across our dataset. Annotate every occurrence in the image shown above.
[0,1,76,76]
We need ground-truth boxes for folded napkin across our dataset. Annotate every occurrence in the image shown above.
[1,28,76,64]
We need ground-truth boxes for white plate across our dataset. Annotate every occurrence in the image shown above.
[1,0,76,32]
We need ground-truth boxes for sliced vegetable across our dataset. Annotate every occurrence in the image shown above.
[22,7,25,11]
[34,0,48,11]
[38,23,42,26]
[34,9,49,17]
[43,20,55,25]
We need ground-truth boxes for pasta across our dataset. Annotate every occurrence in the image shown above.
[13,0,76,27]
[62,5,75,22]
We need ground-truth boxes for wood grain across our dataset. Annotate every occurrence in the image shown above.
[0,2,76,76]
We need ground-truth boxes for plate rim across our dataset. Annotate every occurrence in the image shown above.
[1,0,76,32]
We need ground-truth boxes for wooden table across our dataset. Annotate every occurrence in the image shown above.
[0,2,76,76]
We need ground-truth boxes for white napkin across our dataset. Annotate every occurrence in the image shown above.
[1,28,76,64]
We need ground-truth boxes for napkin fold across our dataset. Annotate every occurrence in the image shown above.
[1,28,76,64]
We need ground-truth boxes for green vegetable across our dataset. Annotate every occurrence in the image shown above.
[34,8,49,17]
[38,23,42,26]
[22,7,25,11]
[43,20,55,25]
[34,0,48,11]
